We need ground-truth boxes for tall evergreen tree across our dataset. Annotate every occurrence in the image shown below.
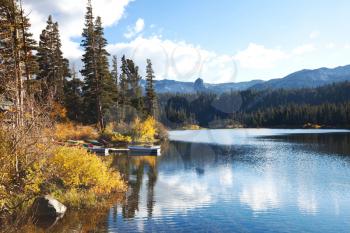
[95,17,118,124]
[118,55,129,121]
[0,0,38,125]
[111,55,119,86]
[124,57,143,116]
[37,15,69,101]
[110,55,120,120]
[0,0,17,96]
[80,0,102,128]
[80,1,116,129]
[145,59,158,118]
[18,0,38,95]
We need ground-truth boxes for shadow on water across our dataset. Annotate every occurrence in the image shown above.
[261,132,350,156]
[160,140,275,172]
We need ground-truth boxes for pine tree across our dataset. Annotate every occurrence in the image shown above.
[111,55,119,87]
[0,0,16,96]
[110,55,120,119]
[37,15,69,101]
[95,17,118,124]
[18,0,38,95]
[64,64,83,121]
[80,1,116,129]
[0,0,38,125]
[81,0,102,127]
[145,59,158,118]
[53,22,70,100]
[125,58,143,116]
[118,55,129,121]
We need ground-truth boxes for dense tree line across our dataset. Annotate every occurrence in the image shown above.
[159,82,350,128]
[72,0,158,128]
[0,0,158,131]
[2,0,349,131]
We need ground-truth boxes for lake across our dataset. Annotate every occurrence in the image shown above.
[45,129,350,232]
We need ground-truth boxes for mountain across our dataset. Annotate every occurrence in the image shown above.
[206,80,264,93]
[141,65,350,94]
[141,79,264,94]
[250,65,350,90]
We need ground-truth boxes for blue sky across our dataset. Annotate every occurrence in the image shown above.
[109,0,349,49]
[25,0,350,83]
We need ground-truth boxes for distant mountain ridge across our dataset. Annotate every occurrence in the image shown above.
[140,79,264,94]
[142,65,350,94]
[250,65,350,90]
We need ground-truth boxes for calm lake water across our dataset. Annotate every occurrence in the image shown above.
[46,129,350,232]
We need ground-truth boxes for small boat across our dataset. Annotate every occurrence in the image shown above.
[88,147,109,156]
[128,145,161,156]
[85,139,102,146]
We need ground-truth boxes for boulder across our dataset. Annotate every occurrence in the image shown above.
[32,195,67,218]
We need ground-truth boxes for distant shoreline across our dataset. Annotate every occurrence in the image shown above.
[171,125,350,131]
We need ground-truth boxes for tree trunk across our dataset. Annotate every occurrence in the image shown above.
[19,0,31,96]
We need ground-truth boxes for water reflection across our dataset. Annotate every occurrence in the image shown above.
[106,130,350,233]
[112,155,158,219]
[28,130,350,232]
[20,208,111,232]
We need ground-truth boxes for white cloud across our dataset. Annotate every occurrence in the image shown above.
[23,0,133,59]
[106,39,322,83]
[326,42,336,49]
[107,36,238,83]
[292,44,316,55]
[135,18,145,32]
[20,1,326,83]
[309,30,320,39]
[124,18,145,39]
[234,43,288,69]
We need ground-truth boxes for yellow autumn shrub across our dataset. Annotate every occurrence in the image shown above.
[111,133,132,144]
[49,147,126,194]
[102,123,132,144]
[0,127,49,208]
[131,116,156,143]
[54,122,98,141]
[183,124,201,130]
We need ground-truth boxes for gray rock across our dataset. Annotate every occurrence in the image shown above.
[32,195,67,218]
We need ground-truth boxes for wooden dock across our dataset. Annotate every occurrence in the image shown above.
[88,148,109,156]
[86,145,161,156]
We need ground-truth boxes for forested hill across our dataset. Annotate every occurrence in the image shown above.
[159,81,350,128]
[146,65,350,94]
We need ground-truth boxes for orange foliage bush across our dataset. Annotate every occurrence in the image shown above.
[54,123,98,141]
[50,102,68,121]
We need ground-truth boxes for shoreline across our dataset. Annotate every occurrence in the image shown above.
[170,125,350,131]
